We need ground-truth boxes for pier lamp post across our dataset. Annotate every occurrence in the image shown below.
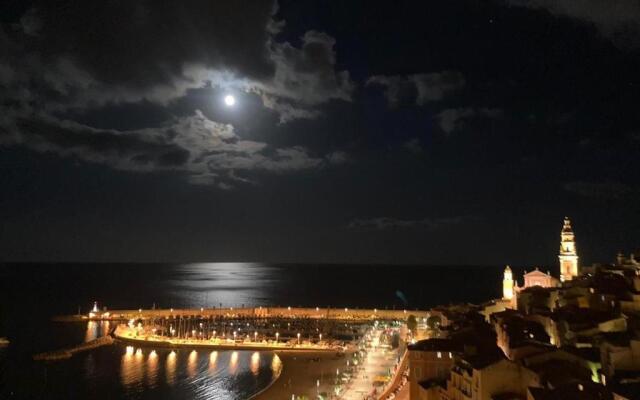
[319,333,322,342]
[254,331,258,342]
[233,331,237,341]
[276,332,279,343]
[297,332,300,345]
[212,330,216,340]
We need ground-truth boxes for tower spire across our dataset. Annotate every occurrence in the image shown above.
[503,265,514,300]
[559,217,579,282]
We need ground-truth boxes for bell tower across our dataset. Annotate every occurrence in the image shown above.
[503,265,514,300]
[559,217,579,282]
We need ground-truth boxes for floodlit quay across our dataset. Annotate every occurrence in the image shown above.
[59,306,433,322]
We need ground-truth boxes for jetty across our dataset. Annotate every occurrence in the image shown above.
[55,306,434,322]
[33,335,114,361]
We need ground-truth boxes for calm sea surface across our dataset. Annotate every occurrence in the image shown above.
[0,263,509,399]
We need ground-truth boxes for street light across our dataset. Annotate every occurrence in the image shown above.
[254,331,258,341]
[297,332,301,345]
[276,332,279,343]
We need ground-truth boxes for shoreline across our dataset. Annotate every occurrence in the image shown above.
[252,351,352,400]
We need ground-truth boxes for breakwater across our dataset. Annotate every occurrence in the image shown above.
[33,335,114,361]
[56,306,435,322]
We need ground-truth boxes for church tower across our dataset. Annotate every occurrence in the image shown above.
[559,217,579,282]
[503,265,514,300]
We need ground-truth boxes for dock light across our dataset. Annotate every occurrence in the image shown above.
[170,308,174,313]
[297,332,301,344]
[316,307,319,311]
[288,306,291,310]
[254,331,258,341]
[276,332,279,342]
[374,309,377,313]
[319,333,322,341]
[200,307,203,312]
[233,331,237,340]
[337,368,339,376]
[138,308,142,313]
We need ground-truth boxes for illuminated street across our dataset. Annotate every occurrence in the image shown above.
[340,327,404,400]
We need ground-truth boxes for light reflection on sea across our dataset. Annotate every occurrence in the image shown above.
[161,263,287,309]
[117,344,277,399]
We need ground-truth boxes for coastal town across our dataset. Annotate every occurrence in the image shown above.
[407,218,640,400]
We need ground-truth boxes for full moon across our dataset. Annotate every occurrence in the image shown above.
[224,95,236,106]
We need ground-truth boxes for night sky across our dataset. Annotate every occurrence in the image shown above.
[1,0,639,266]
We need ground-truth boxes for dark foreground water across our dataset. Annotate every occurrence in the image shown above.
[0,263,509,399]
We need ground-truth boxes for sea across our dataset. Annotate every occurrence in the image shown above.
[0,262,513,399]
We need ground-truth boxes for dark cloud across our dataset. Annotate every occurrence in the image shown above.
[348,216,474,231]
[367,71,464,107]
[505,0,640,49]
[563,181,634,199]
[402,138,423,154]
[0,0,355,188]
[0,1,352,116]
[436,107,503,134]
[0,110,332,188]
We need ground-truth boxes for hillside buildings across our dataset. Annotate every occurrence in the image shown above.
[408,217,640,400]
